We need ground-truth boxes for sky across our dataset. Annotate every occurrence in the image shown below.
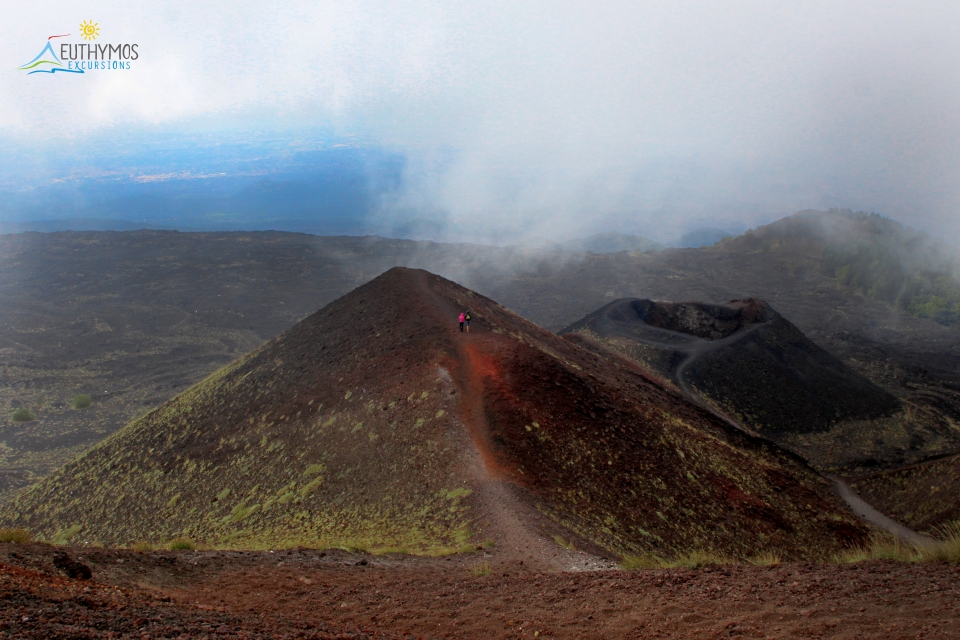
[3,1,960,245]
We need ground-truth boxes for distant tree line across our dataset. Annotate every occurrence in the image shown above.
[821,213,960,326]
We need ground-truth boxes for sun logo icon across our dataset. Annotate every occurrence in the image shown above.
[79,20,100,41]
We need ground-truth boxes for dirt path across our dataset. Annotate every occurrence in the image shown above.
[673,340,938,547]
[598,319,768,436]
[829,476,941,549]
[670,321,766,412]
[413,273,610,572]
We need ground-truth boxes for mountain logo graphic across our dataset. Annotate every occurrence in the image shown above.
[18,37,83,75]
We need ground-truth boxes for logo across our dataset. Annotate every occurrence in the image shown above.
[79,20,100,41]
[19,22,138,75]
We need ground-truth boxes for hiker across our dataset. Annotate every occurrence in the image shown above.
[465,311,472,333]
[458,312,465,332]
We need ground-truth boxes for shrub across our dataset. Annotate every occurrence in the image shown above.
[71,394,93,409]
[11,408,35,423]
[0,528,32,543]
[168,538,195,550]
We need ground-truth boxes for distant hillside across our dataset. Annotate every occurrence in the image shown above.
[671,228,733,248]
[2,216,960,532]
[0,219,177,233]
[1,268,866,559]
[729,209,960,326]
[564,232,663,254]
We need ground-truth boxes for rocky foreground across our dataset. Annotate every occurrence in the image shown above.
[1,543,958,639]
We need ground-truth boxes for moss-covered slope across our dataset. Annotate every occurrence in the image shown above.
[2,269,476,552]
[2,268,868,559]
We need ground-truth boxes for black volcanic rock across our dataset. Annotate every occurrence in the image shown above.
[562,298,903,453]
[52,551,92,580]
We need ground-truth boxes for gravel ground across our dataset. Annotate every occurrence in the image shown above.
[2,543,959,639]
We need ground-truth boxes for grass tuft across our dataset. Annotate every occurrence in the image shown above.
[423,543,478,557]
[52,524,83,545]
[71,394,93,409]
[868,536,918,561]
[919,521,960,563]
[747,552,782,566]
[371,546,413,555]
[662,549,733,569]
[167,537,195,550]
[11,408,36,423]
[833,534,922,564]
[621,554,662,570]
[470,561,492,576]
[832,544,870,564]
[0,528,32,544]
[334,544,369,554]
[129,541,154,552]
[622,549,733,569]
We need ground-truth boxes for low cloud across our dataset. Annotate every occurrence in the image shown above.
[4,2,960,244]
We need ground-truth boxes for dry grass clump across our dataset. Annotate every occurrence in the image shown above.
[746,552,782,566]
[664,549,734,569]
[622,549,732,570]
[871,536,920,561]
[129,541,154,552]
[52,524,83,545]
[621,553,662,570]
[167,537,196,550]
[832,535,916,563]
[919,521,960,563]
[626,527,960,571]
[833,524,960,564]
[0,528,32,544]
[470,561,492,576]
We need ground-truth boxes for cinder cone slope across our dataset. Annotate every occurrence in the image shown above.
[3,268,867,559]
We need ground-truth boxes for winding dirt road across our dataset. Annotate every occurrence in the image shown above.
[415,271,614,572]
[594,316,940,547]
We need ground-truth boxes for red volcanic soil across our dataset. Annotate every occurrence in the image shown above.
[2,544,960,639]
[417,271,867,559]
[5,267,866,560]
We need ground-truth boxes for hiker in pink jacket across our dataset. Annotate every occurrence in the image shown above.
[458,312,465,332]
